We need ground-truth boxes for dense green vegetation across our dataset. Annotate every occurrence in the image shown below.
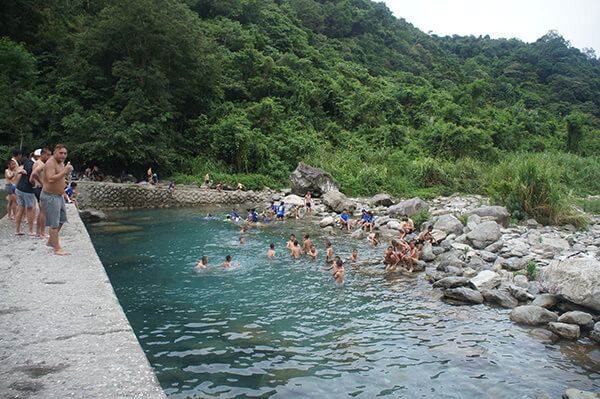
[1,0,599,223]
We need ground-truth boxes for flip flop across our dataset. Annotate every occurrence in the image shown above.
[14,232,25,236]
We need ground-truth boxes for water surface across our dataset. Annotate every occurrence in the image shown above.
[87,207,600,398]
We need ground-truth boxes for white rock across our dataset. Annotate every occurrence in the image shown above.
[542,256,600,311]
[319,216,335,228]
[466,221,502,249]
[283,194,304,206]
[470,270,500,290]
[434,214,464,235]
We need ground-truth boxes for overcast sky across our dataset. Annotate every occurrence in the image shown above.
[382,0,600,56]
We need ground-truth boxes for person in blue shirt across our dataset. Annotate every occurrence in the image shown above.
[168,179,175,196]
[251,209,259,223]
[268,201,277,217]
[65,182,79,209]
[361,211,375,232]
[231,208,239,221]
[339,209,350,231]
[276,202,285,222]
[353,209,368,228]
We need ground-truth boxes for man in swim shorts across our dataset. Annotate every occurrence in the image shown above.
[41,144,73,255]
[304,191,312,217]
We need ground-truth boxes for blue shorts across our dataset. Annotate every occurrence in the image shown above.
[277,214,284,219]
[15,189,35,208]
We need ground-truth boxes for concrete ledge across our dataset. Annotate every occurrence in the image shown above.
[0,205,165,398]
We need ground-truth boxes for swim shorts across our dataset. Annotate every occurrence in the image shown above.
[41,191,68,229]
[15,188,35,208]
[33,186,42,201]
[5,184,13,193]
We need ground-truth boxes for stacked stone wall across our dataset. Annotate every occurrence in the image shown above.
[77,182,271,210]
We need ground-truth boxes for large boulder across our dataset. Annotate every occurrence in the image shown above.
[466,221,502,249]
[468,206,511,227]
[371,193,394,207]
[510,305,557,325]
[443,287,484,304]
[557,311,595,330]
[322,190,356,213]
[79,209,107,223]
[434,214,464,235]
[283,194,304,206]
[542,257,600,311]
[388,197,428,218]
[289,162,339,196]
[432,276,474,289]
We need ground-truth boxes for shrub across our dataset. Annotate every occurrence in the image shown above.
[411,208,432,230]
[525,261,537,281]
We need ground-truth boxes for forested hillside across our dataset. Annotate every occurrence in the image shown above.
[2,0,600,216]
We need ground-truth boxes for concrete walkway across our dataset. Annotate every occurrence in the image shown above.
[0,204,166,398]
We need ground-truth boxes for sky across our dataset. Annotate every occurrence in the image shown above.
[382,0,600,56]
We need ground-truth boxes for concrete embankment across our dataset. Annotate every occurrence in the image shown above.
[0,205,165,398]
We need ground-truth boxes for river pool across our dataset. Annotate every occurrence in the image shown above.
[86,207,600,398]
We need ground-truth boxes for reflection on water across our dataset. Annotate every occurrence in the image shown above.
[87,208,600,398]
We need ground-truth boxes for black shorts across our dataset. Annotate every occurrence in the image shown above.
[306,202,311,208]
[407,228,414,234]
[33,186,42,201]
[416,239,424,245]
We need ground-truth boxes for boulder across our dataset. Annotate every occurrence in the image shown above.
[319,216,335,228]
[431,230,447,243]
[289,162,338,196]
[433,214,464,235]
[548,322,580,340]
[505,284,534,302]
[480,250,497,262]
[79,209,107,223]
[322,190,356,213]
[466,221,502,249]
[374,215,390,227]
[532,294,558,309]
[542,257,600,311]
[562,388,600,399]
[557,311,595,330]
[420,242,436,261]
[468,206,511,227]
[532,236,571,256]
[371,193,394,207]
[513,274,529,288]
[433,276,474,289]
[591,322,600,344]
[481,289,518,308]
[350,229,366,239]
[388,197,428,218]
[386,220,403,231]
[443,287,484,304]
[484,240,504,253]
[509,305,557,325]
[470,270,501,290]
[466,214,481,230]
[283,194,304,206]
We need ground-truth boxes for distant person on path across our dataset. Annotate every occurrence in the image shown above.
[14,150,36,236]
[204,173,210,189]
[304,191,312,217]
[151,173,158,185]
[5,158,17,219]
[41,144,73,255]
[65,182,79,209]
[267,243,275,258]
[30,148,51,238]
[236,182,245,192]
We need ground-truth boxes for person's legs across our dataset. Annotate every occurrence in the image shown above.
[26,206,35,235]
[37,205,46,237]
[15,204,25,234]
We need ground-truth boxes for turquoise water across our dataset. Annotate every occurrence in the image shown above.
[87,208,600,398]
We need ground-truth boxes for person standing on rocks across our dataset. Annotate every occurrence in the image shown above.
[304,191,312,217]
[276,202,285,222]
[41,144,73,255]
[14,150,37,236]
[30,148,51,238]
[204,173,210,189]
[399,214,414,239]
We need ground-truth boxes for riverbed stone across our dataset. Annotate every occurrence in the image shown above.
[283,194,304,206]
[505,284,534,302]
[470,270,500,290]
[562,388,600,399]
[319,216,335,227]
[591,323,600,343]
[513,274,529,288]
[434,214,464,235]
[466,221,502,249]
[371,193,394,207]
[79,209,107,223]
[322,190,356,213]
[432,276,474,289]
[350,229,366,239]
[484,240,504,253]
[532,294,558,309]
[420,242,436,261]
[542,257,600,311]
[510,305,558,325]
[468,206,510,227]
[443,287,484,304]
[557,311,595,330]
[481,289,518,308]
[466,214,481,230]
[480,250,497,262]
[548,322,580,339]
[289,162,339,196]
[386,220,402,230]
[388,197,428,218]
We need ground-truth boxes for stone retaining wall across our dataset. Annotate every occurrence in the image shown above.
[77,181,272,210]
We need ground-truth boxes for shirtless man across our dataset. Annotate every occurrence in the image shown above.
[402,241,419,273]
[41,145,73,255]
[222,255,240,268]
[320,257,345,285]
[384,246,400,271]
[417,226,437,250]
[368,232,381,248]
[290,240,303,259]
[267,243,275,258]
[325,241,333,263]
[239,237,245,245]
[399,214,415,239]
[304,191,312,217]
[346,249,359,262]
[286,234,296,254]
[5,159,17,219]
[302,234,311,254]
[30,148,51,238]
[204,172,210,189]
[308,244,318,259]
[195,256,209,269]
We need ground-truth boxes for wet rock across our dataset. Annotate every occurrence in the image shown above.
[529,328,558,342]
[480,250,497,262]
[542,257,600,311]
[481,289,518,308]
[468,206,511,227]
[79,209,107,223]
[425,269,446,283]
[591,322,600,343]
[431,230,447,243]
[470,270,500,290]
[322,190,355,213]
[548,322,580,339]
[433,276,475,289]
[319,216,335,227]
[505,284,534,302]
[466,221,502,249]
[388,197,428,218]
[557,311,595,330]
[532,294,558,309]
[510,305,557,325]
[562,388,600,399]
[434,214,464,235]
[527,281,543,296]
[420,242,436,261]
[500,256,526,271]
[371,193,394,207]
[432,247,445,255]
[289,162,338,196]
[350,229,366,239]
[413,261,427,272]
[443,287,484,304]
